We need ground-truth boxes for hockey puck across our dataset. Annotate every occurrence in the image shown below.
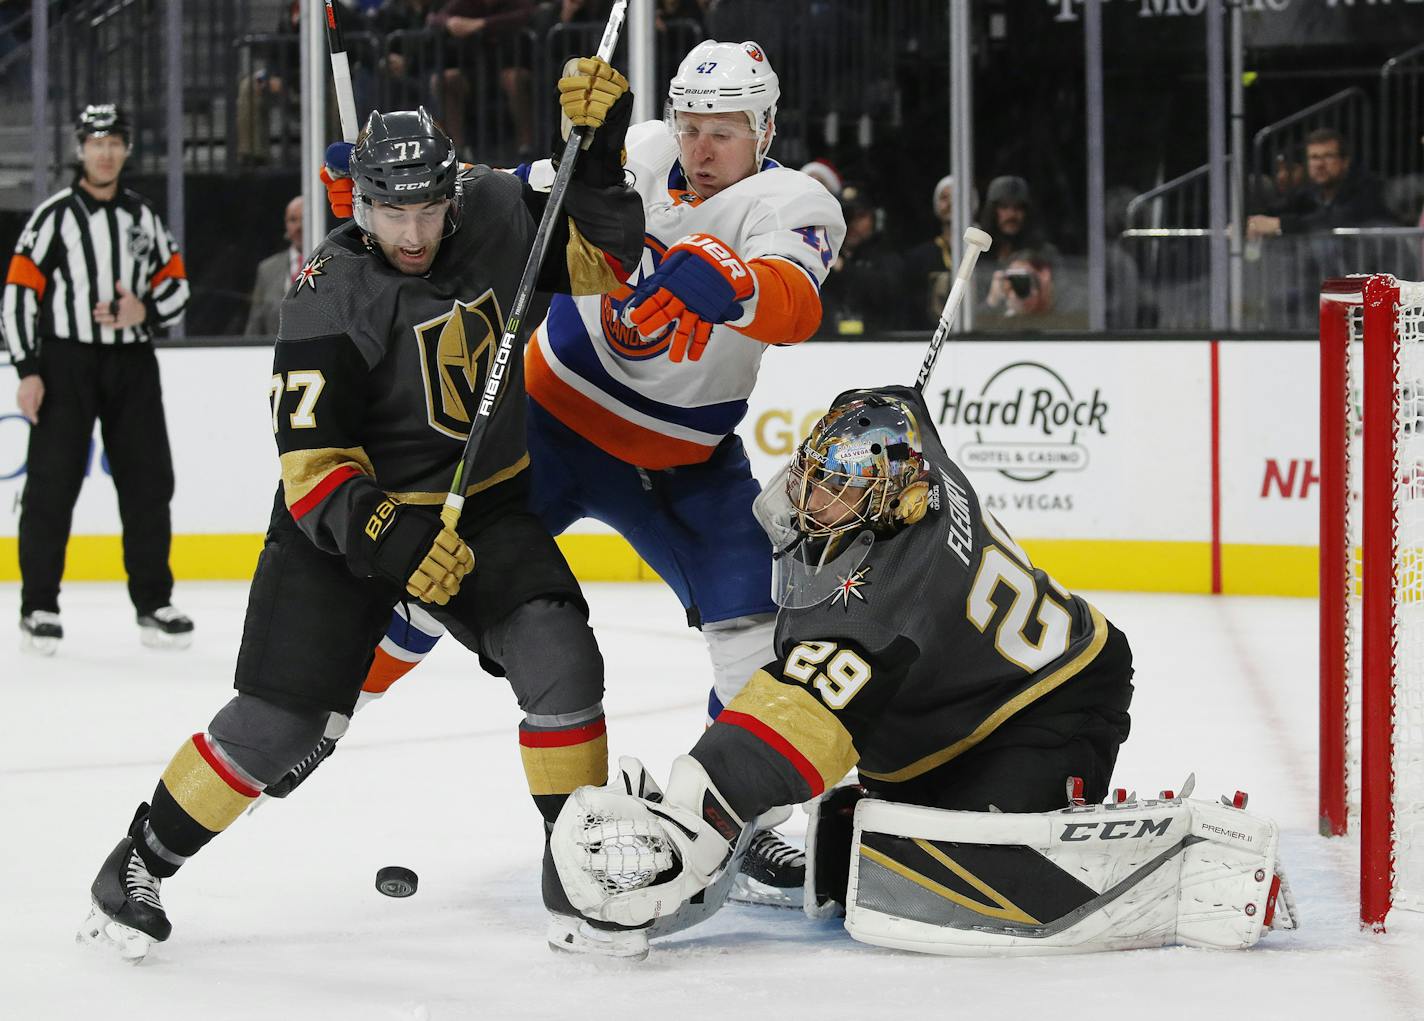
[375,865,418,898]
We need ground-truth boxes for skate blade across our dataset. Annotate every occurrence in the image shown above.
[546,917,649,962]
[77,904,152,962]
[728,872,804,910]
[20,633,59,656]
[140,628,193,651]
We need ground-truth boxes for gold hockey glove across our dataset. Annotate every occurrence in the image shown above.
[405,526,473,605]
[558,57,629,136]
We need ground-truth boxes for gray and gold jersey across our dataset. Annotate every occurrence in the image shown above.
[268,165,643,559]
[696,385,1122,818]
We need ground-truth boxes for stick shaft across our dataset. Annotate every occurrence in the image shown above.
[914,237,988,392]
[322,0,360,142]
[439,0,629,530]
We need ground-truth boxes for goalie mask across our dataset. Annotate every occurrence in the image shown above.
[754,394,930,609]
[349,107,462,246]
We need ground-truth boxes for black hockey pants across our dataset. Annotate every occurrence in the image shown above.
[18,338,175,616]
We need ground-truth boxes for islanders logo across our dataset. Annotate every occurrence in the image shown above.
[599,235,673,360]
[744,43,765,62]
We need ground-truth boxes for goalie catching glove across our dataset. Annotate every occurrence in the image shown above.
[551,755,743,928]
[625,233,756,362]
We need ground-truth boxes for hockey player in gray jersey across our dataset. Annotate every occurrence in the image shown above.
[549,385,1297,958]
[77,63,643,962]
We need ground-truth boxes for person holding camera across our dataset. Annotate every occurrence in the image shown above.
[981,250,1083,331]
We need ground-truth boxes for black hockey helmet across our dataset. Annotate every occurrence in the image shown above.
[349,107,461,237]
[75,104,131,146]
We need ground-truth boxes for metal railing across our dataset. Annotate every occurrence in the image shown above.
[1380,42,1424,184]
[1119,227,1424,331]
[1251,87,1372,188]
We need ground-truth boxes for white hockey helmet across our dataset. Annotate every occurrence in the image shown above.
[667,40,779,163]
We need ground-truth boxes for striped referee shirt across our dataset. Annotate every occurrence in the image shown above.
[2,181,190,378]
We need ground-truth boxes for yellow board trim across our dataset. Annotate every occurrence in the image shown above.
[859,604,1109,784]
[0,535,1319,594]
[860,842,1040,926]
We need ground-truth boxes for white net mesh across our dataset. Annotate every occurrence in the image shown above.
[575,812,676,896]
[1345,280,1424,914]
[1393,280,1424,912]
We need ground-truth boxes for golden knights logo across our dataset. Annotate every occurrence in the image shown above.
[831,565,872,610]
[414,291,504,440]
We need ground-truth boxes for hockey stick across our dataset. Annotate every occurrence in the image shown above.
[913,226,993,391]
[440,0,629,530]
[321,0,360,143]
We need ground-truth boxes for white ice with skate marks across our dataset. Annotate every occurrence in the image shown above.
[2,581,1421,1020]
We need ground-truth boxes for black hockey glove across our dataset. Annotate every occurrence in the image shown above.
[351,499,474,606]
[553,90,633,190]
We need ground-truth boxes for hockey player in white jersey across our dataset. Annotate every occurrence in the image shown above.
[284,41,846,917]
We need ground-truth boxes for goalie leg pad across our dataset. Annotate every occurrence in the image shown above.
[844,795,1289,956]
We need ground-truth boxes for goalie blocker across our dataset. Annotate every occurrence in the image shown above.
[838,786,1297,955]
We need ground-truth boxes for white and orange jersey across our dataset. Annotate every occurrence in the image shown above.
[526,121,846,469]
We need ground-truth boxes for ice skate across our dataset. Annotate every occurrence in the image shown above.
[546,913,649,962]
[77,834,171,962]
[729,828,805,909]
[20,611,62,656]
[264,734,339,799]
[138,605,194,650]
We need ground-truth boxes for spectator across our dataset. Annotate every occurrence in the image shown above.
[1247,128,1395,239]
[818,190,905,336]
[244,196,303,338]
[975,174,1059,267]
[974,175,1063,319]
[1,105,193,654]
[236,1,357,166]
[655,0,708,32]
[980,249,1085,331]
[372,0,438,111]
[428,0,536,161]
[902,173,979,328]
[798,158,843,199]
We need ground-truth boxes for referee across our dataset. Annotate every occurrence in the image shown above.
[2,104,194,654]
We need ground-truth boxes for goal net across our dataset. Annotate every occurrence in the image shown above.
[1319,274,1424,929]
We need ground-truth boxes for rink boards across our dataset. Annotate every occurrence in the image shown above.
[0,338,1317,596]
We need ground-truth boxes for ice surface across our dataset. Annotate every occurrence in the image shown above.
[3,582,1421,1020]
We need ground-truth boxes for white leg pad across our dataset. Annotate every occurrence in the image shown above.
[845,794,1291,956]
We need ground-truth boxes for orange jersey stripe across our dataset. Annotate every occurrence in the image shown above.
[525,332,717,469]
[151,252,187,288]
[734,259,822,344]
[362,646,421,695]
[5,254,46,299]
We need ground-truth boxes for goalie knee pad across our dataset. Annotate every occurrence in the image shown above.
[843,790,1294,956]
[803,784,868,919]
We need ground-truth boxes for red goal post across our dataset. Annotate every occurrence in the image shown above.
[1319,273,1424,931]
